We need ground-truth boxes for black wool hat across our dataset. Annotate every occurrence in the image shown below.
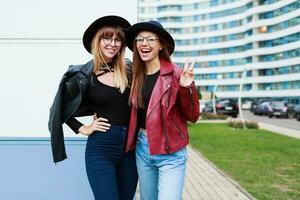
[126,20,175,55]
[83,15,131,53]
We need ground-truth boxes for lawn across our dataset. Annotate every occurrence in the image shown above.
[188,123,300,200]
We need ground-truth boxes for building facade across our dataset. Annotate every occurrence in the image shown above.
[0,1,137,199]
[138,0,300,103]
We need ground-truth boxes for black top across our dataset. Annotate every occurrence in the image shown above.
[66,73,130,133]
[138,70,160,129]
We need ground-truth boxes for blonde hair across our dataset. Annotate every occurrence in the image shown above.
[91,26,128,93]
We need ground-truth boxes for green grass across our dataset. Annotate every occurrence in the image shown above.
[188,123,300,200]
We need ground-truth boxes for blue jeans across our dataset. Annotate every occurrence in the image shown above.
[136,130,187,200]
[85,126,138,200]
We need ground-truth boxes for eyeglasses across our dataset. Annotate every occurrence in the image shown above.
[135,36,159,45]
[102,37,122,46]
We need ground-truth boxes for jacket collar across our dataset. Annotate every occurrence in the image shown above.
[159,59,174,76]
[146,59,174,117]
[80,60,94,77]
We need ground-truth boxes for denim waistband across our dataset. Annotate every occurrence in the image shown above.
[137,129,148,145]
[108,125,127,131]
[92,125,127,136]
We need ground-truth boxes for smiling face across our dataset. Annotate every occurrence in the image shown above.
[99,33,122,63]
[135,31,162,63]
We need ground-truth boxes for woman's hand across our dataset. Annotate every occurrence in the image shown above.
[180,60,195,87]
[78,114,111,136]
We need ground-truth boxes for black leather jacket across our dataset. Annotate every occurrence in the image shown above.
[48,59,132,163]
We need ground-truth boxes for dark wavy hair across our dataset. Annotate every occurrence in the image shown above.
[129,34,171,108]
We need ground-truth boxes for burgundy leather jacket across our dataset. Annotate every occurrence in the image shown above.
[126,59,200,155]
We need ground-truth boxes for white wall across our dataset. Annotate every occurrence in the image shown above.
[0,0,137,137]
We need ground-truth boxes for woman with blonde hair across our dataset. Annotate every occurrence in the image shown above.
[49,15,138,200]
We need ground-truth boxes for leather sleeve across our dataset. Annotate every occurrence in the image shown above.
[177,82,200,123]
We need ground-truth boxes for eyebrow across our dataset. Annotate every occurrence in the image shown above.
[137,35,156,37]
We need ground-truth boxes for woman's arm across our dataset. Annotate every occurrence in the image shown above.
[65,117,84,134]
[66,115,111,135]
[177,83,200,123]
[177,61,200,123]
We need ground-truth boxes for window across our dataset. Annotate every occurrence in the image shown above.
[259,2,300,19]
[210,24,218,31]
[209,61,218,67]
[243,84,252,91]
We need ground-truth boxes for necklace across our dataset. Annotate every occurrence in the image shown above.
[96,65,114,77]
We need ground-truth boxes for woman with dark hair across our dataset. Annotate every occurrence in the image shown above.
[125,21,200,200]
[48,16,138,200]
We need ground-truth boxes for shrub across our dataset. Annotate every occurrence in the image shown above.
[228,120,244,129]
[245,121,259,129]
[228,120,259,129]
[201,113,228,120]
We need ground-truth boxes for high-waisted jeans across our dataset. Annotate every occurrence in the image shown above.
[85,125,138,200]
[136,130,187,200]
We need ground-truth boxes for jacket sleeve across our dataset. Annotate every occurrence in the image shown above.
[177,82,200,123]
[48,63,91,163]
[48,73,68,163]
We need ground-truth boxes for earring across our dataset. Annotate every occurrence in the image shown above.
[159,48,162,51]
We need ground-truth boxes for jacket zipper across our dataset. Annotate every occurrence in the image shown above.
[166,87,171,108]
[161,102,170,153]
[170,115,184,138]
[189,86,193,108]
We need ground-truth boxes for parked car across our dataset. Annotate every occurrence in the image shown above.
[251,99,266,113]
[199,100,209,113]
[202,101,213,113]
[295,104,300,121]
[253,101,271,116]
[242,100,252,110]
[202,99,239,118]
[267,101,288,118]
[287,103,300,121]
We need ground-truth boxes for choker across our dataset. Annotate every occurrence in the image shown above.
[96,65,114,77]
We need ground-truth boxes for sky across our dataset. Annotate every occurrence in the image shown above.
[0,0,138,137]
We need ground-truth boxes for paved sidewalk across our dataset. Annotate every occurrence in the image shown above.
[135,146,255,200]
[258,122,300,139]
[183,146,255,200]
[199,118,300,140]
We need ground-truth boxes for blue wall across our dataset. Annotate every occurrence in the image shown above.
[0,137,94,199]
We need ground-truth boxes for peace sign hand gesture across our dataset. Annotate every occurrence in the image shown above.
[180,60,195,87]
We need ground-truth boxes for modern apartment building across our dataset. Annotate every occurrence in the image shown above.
[138,0,300,103]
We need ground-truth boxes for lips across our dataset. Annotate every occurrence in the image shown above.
[141,48,151,57]
[105,48,117,54]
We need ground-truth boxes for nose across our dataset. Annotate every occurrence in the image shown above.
[110,39,117,46]
[141,38,148,45]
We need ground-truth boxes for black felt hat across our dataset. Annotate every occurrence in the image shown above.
[83,15,131,53]
[126,20,175,55]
